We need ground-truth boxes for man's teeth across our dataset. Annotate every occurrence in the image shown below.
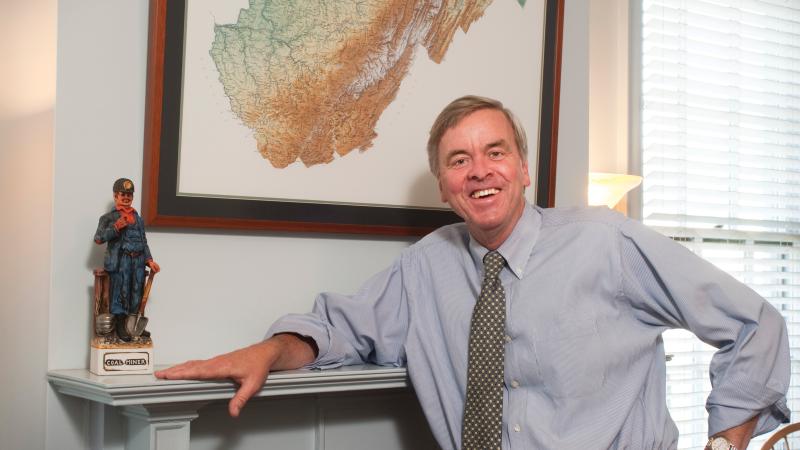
[471,188,499,199]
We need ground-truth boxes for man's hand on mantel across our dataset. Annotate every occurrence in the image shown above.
[154,333,316,417]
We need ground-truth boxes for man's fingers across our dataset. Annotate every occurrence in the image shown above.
[155,344,277,417]
[228,394,246,418]
[155,360,223,380]
[157,362,267,418]
[154,361,195,379]
[228,376,264,418]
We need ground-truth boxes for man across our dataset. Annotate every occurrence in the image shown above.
[94,178,160,341]
[157,96,789,449]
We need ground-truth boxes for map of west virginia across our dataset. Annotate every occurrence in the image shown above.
[210,0,526,168]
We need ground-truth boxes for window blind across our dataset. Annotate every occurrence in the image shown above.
[639,0,800,448]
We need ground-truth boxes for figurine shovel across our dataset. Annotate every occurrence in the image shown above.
[94,270,115,336]
[126,269,155,337]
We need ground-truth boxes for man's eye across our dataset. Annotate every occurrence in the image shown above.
[450,158,467,167]
[488,150,505,159]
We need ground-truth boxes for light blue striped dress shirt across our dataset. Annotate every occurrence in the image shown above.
[268,204,789,449]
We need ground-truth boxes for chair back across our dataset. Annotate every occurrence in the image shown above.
[762,423,800,450]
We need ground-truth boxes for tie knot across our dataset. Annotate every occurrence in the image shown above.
[483,251,505,279]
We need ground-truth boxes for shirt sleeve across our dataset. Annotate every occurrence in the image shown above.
[266,257,409,370]
[617,218,790,438]
[94,213,119,243]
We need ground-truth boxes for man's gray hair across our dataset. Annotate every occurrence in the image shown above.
[426,95,528,176]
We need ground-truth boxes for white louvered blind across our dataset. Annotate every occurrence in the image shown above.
[639,0,800,449]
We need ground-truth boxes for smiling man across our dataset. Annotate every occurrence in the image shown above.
[157,96,789,450]
[435,106,530,250]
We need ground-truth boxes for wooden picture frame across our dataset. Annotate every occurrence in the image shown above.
[142,0,564,236]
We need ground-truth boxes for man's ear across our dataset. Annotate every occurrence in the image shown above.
[438,177,448,203]
[522,159,531,188]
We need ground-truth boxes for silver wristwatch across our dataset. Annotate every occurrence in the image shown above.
[706,436,737,450]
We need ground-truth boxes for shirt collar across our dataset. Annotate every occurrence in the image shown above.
[468,202,542,279]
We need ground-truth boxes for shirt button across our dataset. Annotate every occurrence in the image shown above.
[505,335,512,343]
[513,424,521,433]
[511,380,520,388]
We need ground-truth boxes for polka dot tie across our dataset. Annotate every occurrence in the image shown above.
[462,251,506,450]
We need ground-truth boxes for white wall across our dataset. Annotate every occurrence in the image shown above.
[589,0,630,175]
[48,0,414,367]
[0,1,57,449]
[555,0,590,207]
[47,1,415,448]
[0,0,599,448]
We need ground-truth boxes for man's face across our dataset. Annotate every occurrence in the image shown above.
[437,108,530,248]
[114,191,133,208]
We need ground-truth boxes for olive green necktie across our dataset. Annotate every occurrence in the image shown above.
[462,251,506,450]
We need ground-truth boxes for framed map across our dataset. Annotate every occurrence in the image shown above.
[142,0,564,235]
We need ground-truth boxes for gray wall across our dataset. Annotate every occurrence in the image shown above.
[1,0,592,448]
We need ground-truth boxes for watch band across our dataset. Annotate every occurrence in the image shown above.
[706,436,737,450]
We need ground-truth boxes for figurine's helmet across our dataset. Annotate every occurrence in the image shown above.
[113,178,135,194]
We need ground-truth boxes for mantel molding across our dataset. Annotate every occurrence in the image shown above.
[48,364,410,407]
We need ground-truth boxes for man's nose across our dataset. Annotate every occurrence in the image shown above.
[468,154,491,180]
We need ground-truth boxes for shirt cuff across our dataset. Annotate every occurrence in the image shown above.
[707,381,790,437]
[265,313,344,370]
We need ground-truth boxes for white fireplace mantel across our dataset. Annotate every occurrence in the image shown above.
[48,365,410,450]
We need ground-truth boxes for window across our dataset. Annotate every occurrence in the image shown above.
[636,0,800,448]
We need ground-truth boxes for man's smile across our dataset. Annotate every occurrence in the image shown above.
[470,188,500,199]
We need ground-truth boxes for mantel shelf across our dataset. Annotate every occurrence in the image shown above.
[48,364,410,407]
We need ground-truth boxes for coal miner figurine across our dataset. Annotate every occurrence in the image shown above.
[94,178,160,342]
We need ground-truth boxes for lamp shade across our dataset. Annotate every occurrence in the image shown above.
[588,172,642,209]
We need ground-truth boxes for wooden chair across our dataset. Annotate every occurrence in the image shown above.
[762,423,800,450]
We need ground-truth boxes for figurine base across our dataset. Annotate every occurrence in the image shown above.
[90,336,154,375]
